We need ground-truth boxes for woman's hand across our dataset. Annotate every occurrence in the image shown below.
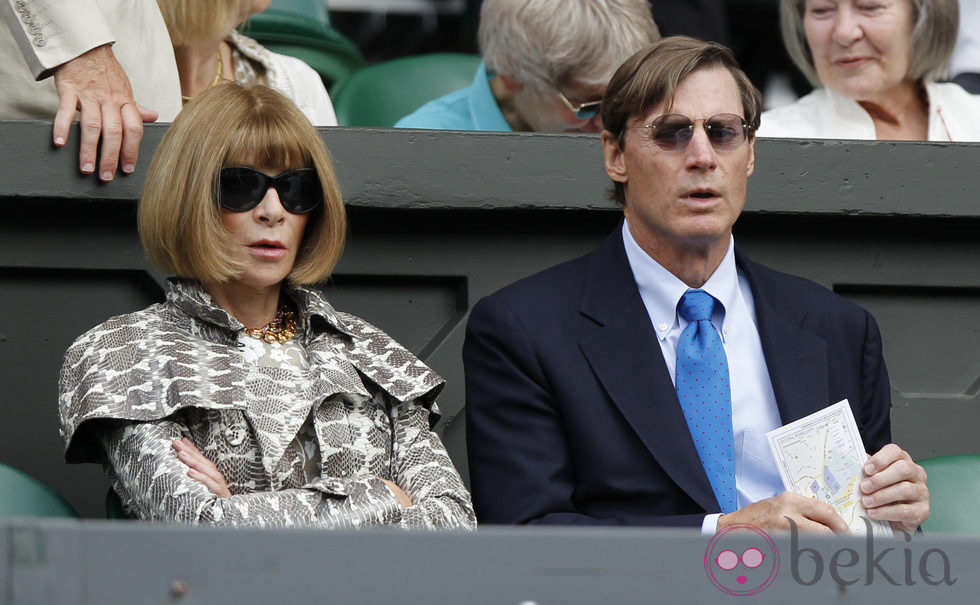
[172,438,231,498]
[379,478,413,508]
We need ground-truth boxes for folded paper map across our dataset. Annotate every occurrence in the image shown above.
[766,400,892,536]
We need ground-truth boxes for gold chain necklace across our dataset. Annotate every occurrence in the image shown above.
[244,307,297,344]
[181,49,224,105]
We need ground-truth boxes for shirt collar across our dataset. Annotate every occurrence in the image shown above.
[621,221,739,340]
[471,62,513,131]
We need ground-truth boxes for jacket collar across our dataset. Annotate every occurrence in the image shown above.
[165,278,357,344]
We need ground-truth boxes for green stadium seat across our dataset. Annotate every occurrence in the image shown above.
[106,488,128,520]
[917,454,980,535]
[266,0,331,23]
[0,463,79,518]
[331,53,482,127]
[240,0,366,89]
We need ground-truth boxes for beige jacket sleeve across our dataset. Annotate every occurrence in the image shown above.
[0,0,180,120]
[1,0,114,79]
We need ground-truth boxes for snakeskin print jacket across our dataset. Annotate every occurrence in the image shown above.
[59,279,476,529]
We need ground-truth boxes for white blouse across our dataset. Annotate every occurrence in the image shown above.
[758,82,980,142]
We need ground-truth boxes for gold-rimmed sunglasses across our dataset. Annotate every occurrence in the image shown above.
[555,90,602,120]
[630,113,750,151]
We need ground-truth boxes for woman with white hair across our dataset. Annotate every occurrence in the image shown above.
[758,0,980,140]
[396,0,660,132]
[158,0,337,125]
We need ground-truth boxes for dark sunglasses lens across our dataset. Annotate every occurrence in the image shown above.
[651,115,693,150]
[706,114,746,149]
[219,167,266,211]
[276,169,322,214]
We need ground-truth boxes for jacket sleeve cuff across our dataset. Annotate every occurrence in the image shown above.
[2,0,115,79]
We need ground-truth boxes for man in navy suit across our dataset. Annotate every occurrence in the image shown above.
[463,37,930,533]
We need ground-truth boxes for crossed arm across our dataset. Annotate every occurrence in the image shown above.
[97,400,475,530]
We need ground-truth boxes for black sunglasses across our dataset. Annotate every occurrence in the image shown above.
[218,166,323,214]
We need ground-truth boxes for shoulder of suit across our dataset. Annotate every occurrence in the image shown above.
[740,254,867,317]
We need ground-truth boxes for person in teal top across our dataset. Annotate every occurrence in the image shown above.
[395,62,509,131]
[396,0,659,133]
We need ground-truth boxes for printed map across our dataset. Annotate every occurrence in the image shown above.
[766,400,892,536]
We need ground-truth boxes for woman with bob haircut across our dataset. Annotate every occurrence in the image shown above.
[157,0,337,125]
[758,0,980,140]
[58,83,475,529]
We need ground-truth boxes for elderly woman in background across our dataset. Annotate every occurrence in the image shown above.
[59,84,474,529]
[158,0,337,125]
[758,0,980,140]
[395,0,660,132]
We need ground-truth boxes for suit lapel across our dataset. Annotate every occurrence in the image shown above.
[736,250,830,424]
[578,228,720,513]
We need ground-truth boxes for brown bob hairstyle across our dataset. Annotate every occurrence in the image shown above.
[139,83,346,286]
[601,36,762,205]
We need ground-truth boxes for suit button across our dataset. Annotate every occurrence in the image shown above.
[33,35,45,47]
[15,1,27,12]
[29,22,39,34]
[22,12,33,23]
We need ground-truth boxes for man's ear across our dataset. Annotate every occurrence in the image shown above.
[498,74,525,92]
[602,130,628,184]
[746,137,756,178]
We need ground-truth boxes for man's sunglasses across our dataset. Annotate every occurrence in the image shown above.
[556,90,602,120]
[217,166,322,214]
[632,113,749,151]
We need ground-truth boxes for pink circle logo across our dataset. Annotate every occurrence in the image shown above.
[704,523,779,595]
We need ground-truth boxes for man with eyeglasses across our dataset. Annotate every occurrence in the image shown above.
[463,37,929,534]
[395,0,659,133]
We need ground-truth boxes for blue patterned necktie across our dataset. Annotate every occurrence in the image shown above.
[675,289,737,513]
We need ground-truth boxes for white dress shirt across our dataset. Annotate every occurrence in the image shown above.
[622,221,784,533]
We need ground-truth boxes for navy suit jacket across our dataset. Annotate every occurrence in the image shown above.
[463,226,892,527]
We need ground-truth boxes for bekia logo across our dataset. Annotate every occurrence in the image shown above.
[704,523,780,595]
[704,519,957,595]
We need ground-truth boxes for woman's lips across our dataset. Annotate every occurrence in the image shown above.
[835,56,870,69]
[248,241,287,259]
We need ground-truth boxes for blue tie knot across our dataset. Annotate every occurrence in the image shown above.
[679,289,716,323]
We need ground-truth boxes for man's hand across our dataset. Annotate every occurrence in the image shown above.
[172,438,231,498]
[53,44,158,181]
[379,478,413,508]
[860,443,929,532]
[717,492,850,535]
